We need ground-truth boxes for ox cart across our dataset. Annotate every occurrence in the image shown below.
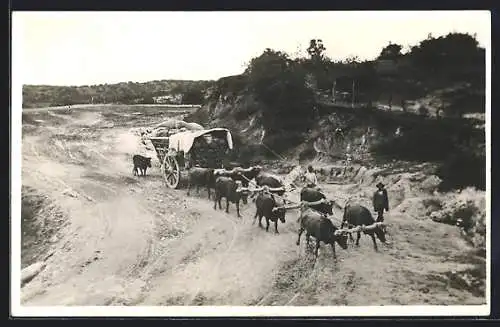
[147,126,234,189]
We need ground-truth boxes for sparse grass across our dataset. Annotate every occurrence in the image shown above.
[422,197,443,214]
[444,267,486,297]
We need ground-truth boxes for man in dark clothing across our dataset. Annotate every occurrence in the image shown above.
[334,128,344,144]
[373,182,389,222]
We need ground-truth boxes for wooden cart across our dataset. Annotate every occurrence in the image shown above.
[148,127,233,189]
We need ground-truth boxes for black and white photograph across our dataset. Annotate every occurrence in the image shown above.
[11,10,491,316]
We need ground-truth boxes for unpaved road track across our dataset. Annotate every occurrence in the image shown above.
[20,106,485,306]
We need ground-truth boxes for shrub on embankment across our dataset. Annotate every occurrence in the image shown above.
[369,111,485,191]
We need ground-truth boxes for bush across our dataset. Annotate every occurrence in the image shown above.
[436,151,486,191]
[181,88,205,105]
[184,107,211,126]
[263,132,306,156]
[371,127,457,161]
[418,106,430,117]
[245,49,315,134]
[299,147,317,162]
[232,96,260,121]
[233,144,268,165]
[139,95,155,104]
[422,197,443,215]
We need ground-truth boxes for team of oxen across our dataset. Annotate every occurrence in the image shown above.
[186,165,388,261]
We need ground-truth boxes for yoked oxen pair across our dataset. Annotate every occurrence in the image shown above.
[212,166,289,229]
[254,186,287,234]
[255,171,285,194]
[299,187,336,216]
[296,187,349,260]
[300,187,388,252]
[213,173,288,229]
[213,166,262,204]
[214,166,286,202]
[187,167,252,221]
[212,169,256,218]
[341,203,388,251]
[187,165,261,203]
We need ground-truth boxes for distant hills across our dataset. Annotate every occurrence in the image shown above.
[22,80,213,108]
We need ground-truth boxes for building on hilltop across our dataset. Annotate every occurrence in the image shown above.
[153,94,183,104]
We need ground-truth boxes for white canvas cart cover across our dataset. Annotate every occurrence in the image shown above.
[168,128,233,153]
[154,119,204,131]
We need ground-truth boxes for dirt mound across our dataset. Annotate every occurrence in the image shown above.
[427,188,486,250]
[21,186,67,269]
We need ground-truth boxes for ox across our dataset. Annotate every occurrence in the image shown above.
[187,167,215,199]
[299,187,335,216]
[297,205,349,260]
[341,204,387,251]
[213,176,245,218]
[132,155,152,176]
[254,189,286,234]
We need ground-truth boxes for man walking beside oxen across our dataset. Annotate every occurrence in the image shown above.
[373,182,389,222]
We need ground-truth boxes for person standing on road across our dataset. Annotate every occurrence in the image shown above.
[373,182,389,222]
[303,165,319,188]
[334,128,344,144]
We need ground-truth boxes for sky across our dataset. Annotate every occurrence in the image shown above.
[14,11,490,86]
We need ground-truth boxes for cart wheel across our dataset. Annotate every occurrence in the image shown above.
[163,155,180,189]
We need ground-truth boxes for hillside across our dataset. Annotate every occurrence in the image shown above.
[22,79,214,108]
[185,33,486,192]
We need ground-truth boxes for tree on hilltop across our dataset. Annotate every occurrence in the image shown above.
[409,32,483,77]
[378,42,403,60]
[307,39,327,62]
[305,39,334,92]
[244,48,314,136]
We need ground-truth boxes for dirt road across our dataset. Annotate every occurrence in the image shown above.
[20,106,485,306]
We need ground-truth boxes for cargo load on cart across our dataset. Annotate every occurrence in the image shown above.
[144,119,233,189]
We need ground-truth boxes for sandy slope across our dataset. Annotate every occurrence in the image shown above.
[20,107,485,306]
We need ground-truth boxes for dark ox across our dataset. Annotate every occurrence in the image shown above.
[232,166,262,204]
[213,176,245,218]
[299,187,334,216]
[187,167,215,199]
[341,204,387,251]
[296,207,348,260]
[251,172,286,203]
[132,155,152,176]
[233,166,262,187]
[213,168,257,205]
[255,172,284,189]
[224,161,243,170]
[254,191,286,234]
